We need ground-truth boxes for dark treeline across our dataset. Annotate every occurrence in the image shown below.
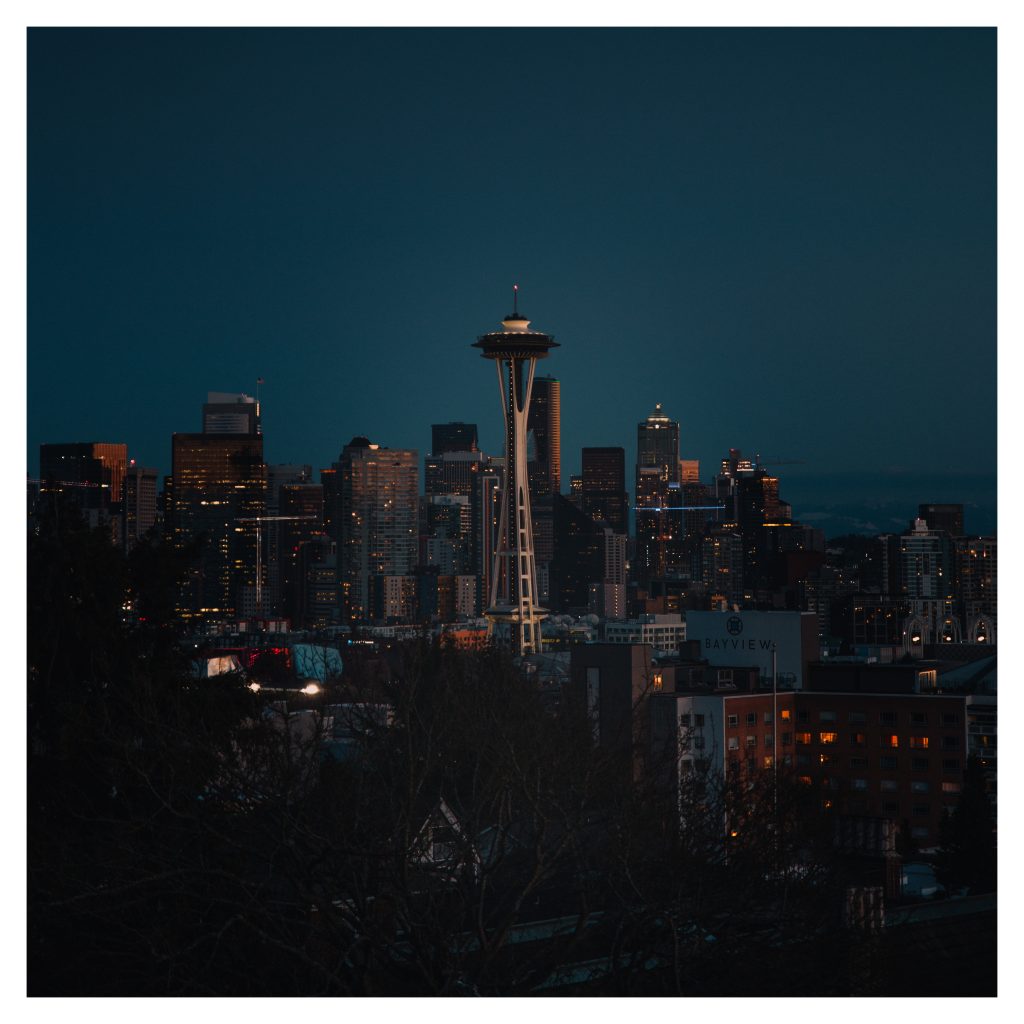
[27,501,992,995]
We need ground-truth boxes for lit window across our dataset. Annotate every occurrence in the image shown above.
[883,735,899,749]
[850,732,865,747]
[795,732,812,746]
[780,708,792,721]
[819,732,838,745]
[727,737,739,751]
[941,782,962,794]
[909,736,929,749]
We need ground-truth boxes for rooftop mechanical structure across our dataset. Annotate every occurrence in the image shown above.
[472,288,559,656]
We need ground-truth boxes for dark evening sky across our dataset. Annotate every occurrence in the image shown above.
[28,28,996,524]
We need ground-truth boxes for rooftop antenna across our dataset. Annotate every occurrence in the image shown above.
[513,283,519,317]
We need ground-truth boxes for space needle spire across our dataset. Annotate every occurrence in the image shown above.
[472,288,559,656]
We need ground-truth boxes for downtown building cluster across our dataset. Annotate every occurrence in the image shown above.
[29,307,997,929]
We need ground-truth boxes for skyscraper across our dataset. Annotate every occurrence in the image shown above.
[527,375,561,498]
[581,446,628,534]
[39,442,128,513]
[634,403,682,586]
[168,431,265,618]
[335,437,418,623]
[431,422,479,454]
[122,463,158,552]
[472,292,558,655]
[202,392,260,436]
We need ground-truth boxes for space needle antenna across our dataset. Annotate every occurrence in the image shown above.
[513,283,519,316]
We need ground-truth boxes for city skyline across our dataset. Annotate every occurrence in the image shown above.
[28,29,996,514]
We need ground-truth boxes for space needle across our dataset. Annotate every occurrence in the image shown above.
[472,286,559,656]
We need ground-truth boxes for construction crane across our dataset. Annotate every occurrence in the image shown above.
[236,514,319,612]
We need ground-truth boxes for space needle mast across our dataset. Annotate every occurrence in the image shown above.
[472,286,559,656]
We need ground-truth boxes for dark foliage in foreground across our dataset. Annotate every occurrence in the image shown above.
[27,506,993,995]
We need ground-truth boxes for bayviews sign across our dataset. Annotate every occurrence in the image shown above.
[705,636,776,652]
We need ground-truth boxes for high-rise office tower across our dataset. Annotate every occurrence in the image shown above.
[527,375,561,498]
[277,483,325,623]
[168,431,265,618]
[122,463,158,552]
[581,446,628,534]
[472,290,558,655]
[335,437,418,623]
[202,392,260,436]
[918,503,965,537]
[424,449,488,496]
[39,442,128,513]
[470,466,502,616]
[263,464,314,611]
[431,422,479,454]
[637,403,680,482]
[634,403,681,586]
[550,493,606,614]
[700,528,745,609]
[954,535,997,626]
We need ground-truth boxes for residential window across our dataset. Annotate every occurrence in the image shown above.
[746,712,757,726]
[880,711,897,725]
[797,710,809,723]
[764,711,774,724]
[941,713,960,726]
[911,781,930,793]
[852,778,868,791]
[912,804,930,818]
[942,735,959,750]
[819,753,836,767]
[693,736,705,750]
[780,708,792,721]
[781,732,792,746]
[680,713,691,727]
[762,756,774,769]
[942,782,962,794]
[911,826,929,839]
[694,714,705,727]
[882,734,899,749]
[727,736,739,751]
[942,758,961,773]
[796,732,812,746]
[727,714,738,727]
[782,754,792,766]
[850,732,865,747]
[848,711,866,724]
[796,752,811,767]
[911,757,929,771]
[798,776,812,786]
[880,755,898,770]
[819,732,838,745]
[764,733,774,748]
[909,736,929,749]
[880,780,898,792]
[746,735,757,748]
[911,712,928,726]
[850,757,868,769]
[820,710,836,723]
[882,801,900,816]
